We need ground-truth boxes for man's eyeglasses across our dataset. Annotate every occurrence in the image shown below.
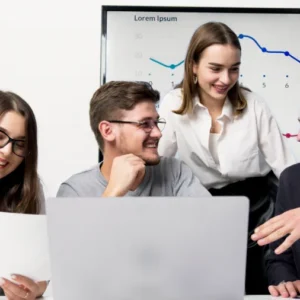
[107,118,166,133]
[0,129,26,158]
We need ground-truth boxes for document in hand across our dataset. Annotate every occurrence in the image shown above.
[0,212,51,281]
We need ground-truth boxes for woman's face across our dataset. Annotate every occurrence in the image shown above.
[0,111,26,179]
[193,44,241,103]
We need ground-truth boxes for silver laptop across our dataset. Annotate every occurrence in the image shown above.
[46,197,249,300]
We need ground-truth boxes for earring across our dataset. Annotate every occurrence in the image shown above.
[193,75,198,84]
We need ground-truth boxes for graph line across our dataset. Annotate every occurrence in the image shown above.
[149,58,184,70]
[238,34,300,63]
[283,133,298,138]
[149,34,300,69]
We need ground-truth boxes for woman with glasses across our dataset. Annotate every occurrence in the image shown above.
[0,91,47,299]
[158,22,296,295]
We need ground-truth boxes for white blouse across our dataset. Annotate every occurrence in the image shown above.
[209,133,220,166]
[158,88,296,189]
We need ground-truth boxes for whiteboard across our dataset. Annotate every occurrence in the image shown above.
[101,7,300,160]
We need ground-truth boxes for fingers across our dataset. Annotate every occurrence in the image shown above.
[268,285,279,297]
[251,220,285,241]
[120,154,145,163]
[255,226,289,246]
[10,275,36,292]
[275,231,299,254]
[0,277,30,299]
[269,282,299,298]
[285,282,298,298]
[277,282,289,298]
[294,280,300,294]
[3,288,24,300]
[254,214,282,234]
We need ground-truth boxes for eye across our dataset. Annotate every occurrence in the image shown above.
[139,121,150,129]
[15,141,25,149]
[230,67,240,72]
[210,67,221,72]
[0,132,7,141]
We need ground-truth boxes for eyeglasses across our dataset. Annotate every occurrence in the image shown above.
[107,118,166,133]
[0,129,26,157]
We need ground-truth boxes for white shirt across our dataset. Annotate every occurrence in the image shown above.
[209,133,220,165]
[158,88,296,189]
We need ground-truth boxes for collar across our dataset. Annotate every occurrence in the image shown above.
[192,95,234,121]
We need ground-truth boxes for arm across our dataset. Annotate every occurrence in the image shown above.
[264,168,299,285]
[173,159,211,197]
[157,92,178,157]
[255,97,295,178]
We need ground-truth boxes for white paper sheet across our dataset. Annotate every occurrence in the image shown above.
[0,212,51,281]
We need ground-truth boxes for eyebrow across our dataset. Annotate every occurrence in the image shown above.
[139,116,160,121]
[0,126,25,140]
[208,62,241,67]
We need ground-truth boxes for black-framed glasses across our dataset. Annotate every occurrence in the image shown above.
[0,129,26,158]
[107,118,166,133]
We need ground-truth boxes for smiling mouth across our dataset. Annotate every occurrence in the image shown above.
[143,141,159,148]
[213,85,229,92]
[0,161,8,167]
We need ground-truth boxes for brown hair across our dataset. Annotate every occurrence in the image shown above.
[174,22,249,115]
[90,81,160,151]
[0,91,40,214]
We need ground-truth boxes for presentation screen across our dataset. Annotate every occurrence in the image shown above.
[101,6,300,160]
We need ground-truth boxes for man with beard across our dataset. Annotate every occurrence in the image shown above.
[57,81,210,198]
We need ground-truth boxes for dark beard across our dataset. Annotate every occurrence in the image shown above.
[144,156,161,166]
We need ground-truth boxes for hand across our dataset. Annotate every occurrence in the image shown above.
[0,275,47,299]
[103,154,146,197]
[251,208,300,254]
[269,280,300,298]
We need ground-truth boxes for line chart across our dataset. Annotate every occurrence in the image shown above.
[149,34,300,69]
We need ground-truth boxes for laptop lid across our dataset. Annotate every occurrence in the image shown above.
[46,196,249,300]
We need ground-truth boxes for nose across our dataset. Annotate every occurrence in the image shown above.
[0,142,13,156]
[150,124,162,139]
[220,70,231,85]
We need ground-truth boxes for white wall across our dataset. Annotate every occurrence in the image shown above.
[0,0,299,197]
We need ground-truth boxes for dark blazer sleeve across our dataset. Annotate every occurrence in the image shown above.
[265,163,300,285]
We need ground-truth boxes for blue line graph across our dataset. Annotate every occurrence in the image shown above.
[149,34,300,69]
[238,34,300,63]
[149,58,184,69]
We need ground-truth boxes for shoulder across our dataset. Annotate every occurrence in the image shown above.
[241,89,274,120]
[242,89,264,105]
[159,156,181,167]
[159,88,182,110]
[280,163,300,185]
[62,164,99,186]
[157,156,191,176]
[242,89,269,111]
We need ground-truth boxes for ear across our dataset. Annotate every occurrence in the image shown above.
[98,121,115,143]
[192,60,198,75]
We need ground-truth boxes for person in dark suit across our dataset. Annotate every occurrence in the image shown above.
[252,158,300,297]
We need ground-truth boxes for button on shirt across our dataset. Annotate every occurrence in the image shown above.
[158,88,296,189]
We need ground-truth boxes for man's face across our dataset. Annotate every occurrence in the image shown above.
[113,101,163,165]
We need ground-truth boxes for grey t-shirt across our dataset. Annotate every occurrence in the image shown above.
[57,157,210,197]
